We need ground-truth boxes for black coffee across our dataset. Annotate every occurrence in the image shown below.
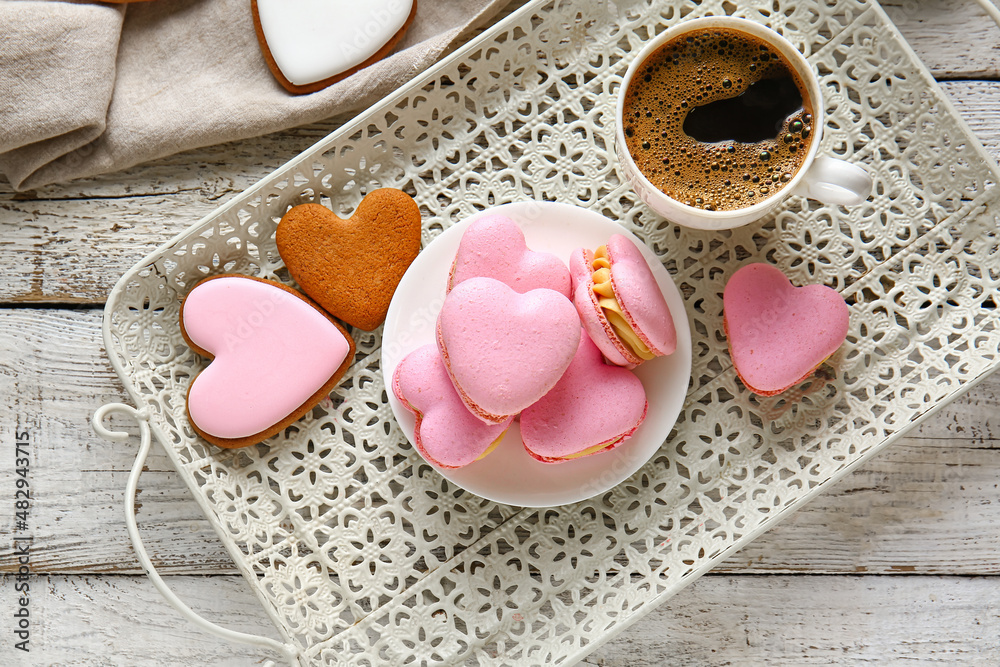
[622,27,814,212]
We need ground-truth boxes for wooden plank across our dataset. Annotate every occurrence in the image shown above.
[2,309,1000,576]
[940,81,1000,159]
[883,0,1000,78]
[2,574,997,664]
[583,574,1000,666]
[0,574,280,664]
[715,439,1000,574]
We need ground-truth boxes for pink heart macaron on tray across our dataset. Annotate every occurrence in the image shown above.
[94,0,1000,664]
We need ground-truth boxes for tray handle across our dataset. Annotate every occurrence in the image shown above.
[972,0,1000,30]
[92,403,298,667]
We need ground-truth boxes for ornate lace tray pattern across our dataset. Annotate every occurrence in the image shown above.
[102,0,1000,664]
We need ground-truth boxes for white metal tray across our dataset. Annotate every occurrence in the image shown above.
[94,0,1000,664]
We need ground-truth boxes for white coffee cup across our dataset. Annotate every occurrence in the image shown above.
[615,17,872,231]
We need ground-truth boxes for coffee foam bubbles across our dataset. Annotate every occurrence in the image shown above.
[622,28,814,212]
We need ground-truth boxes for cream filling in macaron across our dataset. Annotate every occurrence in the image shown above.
[559,435,624,460]
[591,247,655,361]
[476,430,509,462]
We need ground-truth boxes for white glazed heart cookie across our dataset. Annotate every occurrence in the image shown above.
[252,0,417,94]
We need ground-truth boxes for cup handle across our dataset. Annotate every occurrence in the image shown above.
[793,155,872,206]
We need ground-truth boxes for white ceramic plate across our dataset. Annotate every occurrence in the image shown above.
[382,201,692,507]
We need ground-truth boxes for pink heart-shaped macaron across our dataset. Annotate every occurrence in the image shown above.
[569,234,677,367]
[393,345,513,468]
[181,275,354,447]
[723,263,849,396]
[449,214,572,298]
[437,277,581,423]
[520,330,647,463]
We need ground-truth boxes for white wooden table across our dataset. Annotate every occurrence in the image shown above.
[2,1,999,663]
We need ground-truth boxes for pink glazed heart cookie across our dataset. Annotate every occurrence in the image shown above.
[570,234,677,367]
[393,345,513,468]
[448,214,571,298]
[437,277,581,424]
[520,330,648,463]
[180,275,355,448]
[723,263,849,396]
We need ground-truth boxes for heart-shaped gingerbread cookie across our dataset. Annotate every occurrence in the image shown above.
[393,345,513,468]
[252,0,418,94]
[723,263,849,396]
[276,189,421,331]
[520,330,647,463]
[449,214,571,298]
[436,277,581,424]
[181,275,355,448]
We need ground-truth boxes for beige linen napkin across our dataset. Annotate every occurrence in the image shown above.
[0,0,511,190]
